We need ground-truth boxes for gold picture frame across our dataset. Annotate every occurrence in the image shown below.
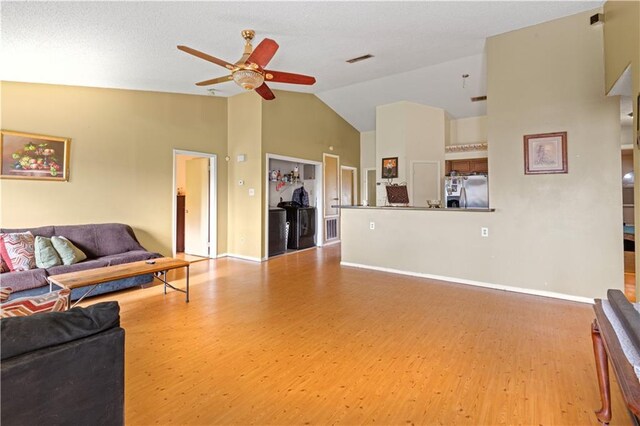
[1,130,71,181]
[524,131,567,175]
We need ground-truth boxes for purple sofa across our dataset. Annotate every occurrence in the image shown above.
[0,224,161,301]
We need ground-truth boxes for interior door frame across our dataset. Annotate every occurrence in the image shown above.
[363,167,376,205]
[172,149,217,258]
[264,153,324,260]
[323,153,340,218]
[323,153,341,244]
[340,165,358,206]
[409,160,441,207]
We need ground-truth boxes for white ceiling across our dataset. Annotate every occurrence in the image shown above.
[1,1,603,132]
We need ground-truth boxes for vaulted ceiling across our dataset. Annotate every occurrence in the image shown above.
[1,1,603,131]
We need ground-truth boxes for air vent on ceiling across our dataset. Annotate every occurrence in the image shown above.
[471,96,487,102]
[346,54,374,64]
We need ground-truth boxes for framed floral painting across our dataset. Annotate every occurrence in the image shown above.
[381,157,398,179]
[1,130,71,181]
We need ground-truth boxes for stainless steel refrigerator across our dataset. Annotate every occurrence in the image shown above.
[444,175,489,208]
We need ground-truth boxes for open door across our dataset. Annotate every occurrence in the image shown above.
[185,158,210,256]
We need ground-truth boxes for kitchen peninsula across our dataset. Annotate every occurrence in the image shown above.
[337,204,593,303]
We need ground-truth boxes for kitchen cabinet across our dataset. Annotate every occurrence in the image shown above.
[446,158,488,175]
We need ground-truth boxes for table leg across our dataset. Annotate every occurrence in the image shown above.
[592,319,612,424]
[186,265,190,303]
[163,271,167,295]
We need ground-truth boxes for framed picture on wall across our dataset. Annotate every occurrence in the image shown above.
[381,157,398,179]
[1,130,71,181]
[523,131,567,175]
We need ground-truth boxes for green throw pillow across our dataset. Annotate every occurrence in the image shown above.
[34,236,62,269]
[51,236,87,266]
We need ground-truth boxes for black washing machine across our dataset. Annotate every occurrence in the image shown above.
[283,206,316,250]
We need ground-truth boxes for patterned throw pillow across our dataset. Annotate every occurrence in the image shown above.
[0,232,36,272]
[0,288,70,318]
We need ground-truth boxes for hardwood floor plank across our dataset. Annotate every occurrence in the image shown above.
[83,244,631,425]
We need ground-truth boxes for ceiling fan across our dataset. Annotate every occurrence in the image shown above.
[178,30,316,100]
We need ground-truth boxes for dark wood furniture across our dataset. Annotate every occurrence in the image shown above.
[592,295,640,424]
[445,158,488,175]
[176,195,185,252]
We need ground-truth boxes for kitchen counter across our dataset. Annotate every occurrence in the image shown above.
[333,205,495,212]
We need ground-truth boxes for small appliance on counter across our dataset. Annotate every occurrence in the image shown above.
[444,174,489,208]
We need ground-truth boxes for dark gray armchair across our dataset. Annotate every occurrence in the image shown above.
[1,302,124,426]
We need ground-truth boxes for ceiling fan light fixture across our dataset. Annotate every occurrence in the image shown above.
[233,69,264,90]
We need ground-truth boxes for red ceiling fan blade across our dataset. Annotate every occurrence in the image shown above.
[246,38,279,68]
[195,75,233,86]
[255,83,275,100]
[264,70,316,85]
[177,45,234,70]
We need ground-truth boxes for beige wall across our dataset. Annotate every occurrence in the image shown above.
[262,91,360,167]
[360,131,376,204]
[0,82,228,256]
[486,9,622,298]
[449,116,488,145]
[621,125,634,146]
[375,101,445,205]
[261,90,360,257]
[603,0,640,293]
[0,84,357,261]
[342,10,622,300]
[175,154,197,194]
[227,91,263,260]
[603,0,640,97]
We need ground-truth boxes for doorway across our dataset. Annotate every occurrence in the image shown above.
[341,166,357,206]
[173,150,217,260]
[364,168,377,206]
[264,153,323,259]
[323,153,340,242]
[622,147,635,301]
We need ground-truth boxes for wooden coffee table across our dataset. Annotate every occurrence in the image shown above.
[48,257,190,307]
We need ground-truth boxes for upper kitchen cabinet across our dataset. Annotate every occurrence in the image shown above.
[445,158,488,175]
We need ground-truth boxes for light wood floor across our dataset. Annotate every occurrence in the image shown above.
[625,251,636,302]
[86,245,631,425]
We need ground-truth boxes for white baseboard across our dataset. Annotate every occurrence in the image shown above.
[340,261,594,304]
[217,253,228,258]
[226,253,263,263]
[323,239,341,246]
